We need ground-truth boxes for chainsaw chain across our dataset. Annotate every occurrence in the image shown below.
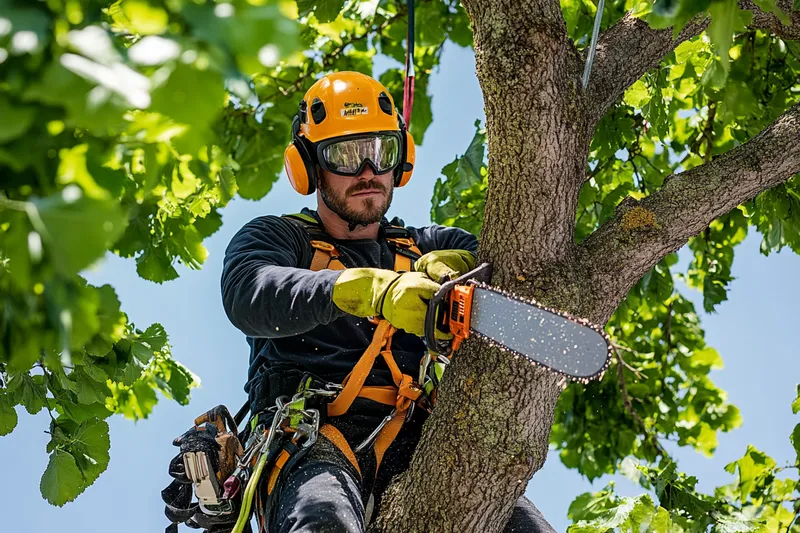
[466,280,613,384]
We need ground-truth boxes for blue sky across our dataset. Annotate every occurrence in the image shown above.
[2,42,798,532]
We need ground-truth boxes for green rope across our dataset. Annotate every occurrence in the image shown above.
[231,451,269,533]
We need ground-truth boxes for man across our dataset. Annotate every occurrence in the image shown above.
[221,71,554,533]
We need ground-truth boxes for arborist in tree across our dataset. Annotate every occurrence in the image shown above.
[162,71,555,533]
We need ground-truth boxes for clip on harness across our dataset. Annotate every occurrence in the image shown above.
[213,214,449,533]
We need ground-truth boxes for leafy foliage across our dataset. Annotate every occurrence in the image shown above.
[0,0,297,503]
[2,0,798,525]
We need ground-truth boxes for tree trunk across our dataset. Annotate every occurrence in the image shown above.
[374,2,599,531]
[374,1,800,531]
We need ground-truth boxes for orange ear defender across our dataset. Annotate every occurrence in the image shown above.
[284,115,318,195]
[283,71,415,195]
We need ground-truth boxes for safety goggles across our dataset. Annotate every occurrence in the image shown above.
[315,133,401,176]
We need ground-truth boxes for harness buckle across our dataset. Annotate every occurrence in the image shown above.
[388,237,415,248]
[310,240,336,252]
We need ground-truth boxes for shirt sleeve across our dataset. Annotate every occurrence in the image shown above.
[409,224,479,256]
[220,216,347,339]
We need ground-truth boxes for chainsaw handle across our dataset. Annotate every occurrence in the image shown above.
[424,263,493,356]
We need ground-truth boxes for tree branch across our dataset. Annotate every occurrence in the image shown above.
[579,102,800,320]
[743,0,800,41]
[586,13,708,124]
[587,1,800,124]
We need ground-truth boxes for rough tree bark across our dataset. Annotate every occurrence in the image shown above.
[374,2,800,532]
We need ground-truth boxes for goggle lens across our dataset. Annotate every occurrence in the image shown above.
[321,135,400,175]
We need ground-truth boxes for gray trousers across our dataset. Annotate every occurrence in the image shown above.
[265,403,557,533]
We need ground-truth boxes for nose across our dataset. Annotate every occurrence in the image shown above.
[355,164,377,180]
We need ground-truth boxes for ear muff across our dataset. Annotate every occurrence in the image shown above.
[285,116,318,195]
[396,131,415,188]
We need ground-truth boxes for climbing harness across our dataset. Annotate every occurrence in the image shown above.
[162,213,450,532]
[582,0,606,89]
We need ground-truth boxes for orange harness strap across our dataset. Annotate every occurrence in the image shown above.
[319,424,361,477]
[326,320,423,474]
[298,218,426,476]
[385,232,422,273]
[309,240,346,271]
[328,320,394,416]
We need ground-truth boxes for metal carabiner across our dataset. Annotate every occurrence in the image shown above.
[418,351,432,385]
[295,408,321,450]
[354,410,396,453]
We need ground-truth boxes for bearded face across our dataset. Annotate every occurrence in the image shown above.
[317,168,395,226]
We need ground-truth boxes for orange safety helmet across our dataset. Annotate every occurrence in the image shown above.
[284,71,415,195]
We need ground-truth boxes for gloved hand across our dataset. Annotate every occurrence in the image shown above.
[414,249,475,282]
[332,268,440,336]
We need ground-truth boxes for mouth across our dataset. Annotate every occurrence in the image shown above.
[350,189,384,197]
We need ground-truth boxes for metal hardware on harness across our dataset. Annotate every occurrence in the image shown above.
[419,351,432,386]
[262,396,290,454]
[293,408,321,449]
[354,410,396,453]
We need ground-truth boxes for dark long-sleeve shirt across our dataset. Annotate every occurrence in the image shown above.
[220,208,477,399]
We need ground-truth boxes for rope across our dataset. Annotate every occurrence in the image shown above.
[231,450,268,533]
[403,0,415,126]
[582,0,605,90]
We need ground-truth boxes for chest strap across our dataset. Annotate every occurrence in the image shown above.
[283,213,422,272]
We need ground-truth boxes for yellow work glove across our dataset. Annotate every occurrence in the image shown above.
[332,269,440,337]
[414,249,476,282]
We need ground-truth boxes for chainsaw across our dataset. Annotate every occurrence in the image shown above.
[424,263,611,382]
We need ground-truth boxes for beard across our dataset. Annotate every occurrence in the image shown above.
[318,173,394,227]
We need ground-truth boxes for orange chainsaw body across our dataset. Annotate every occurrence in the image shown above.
[447,284,474,351]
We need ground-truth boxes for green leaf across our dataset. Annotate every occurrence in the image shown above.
[708,0,751,71]
[691,347,724,370]
[724,445,777,504]
[296,0,345,23]
[416,2,447,47]
[792,384,800,415]
[73,367,111,405]
[110,379,159,420]
[156,358,197,404]
[56,144,122,200]
[120,0,169,35]
[0,392,19,436]
[568,493,662,533]
[0,95,36,143]
[1,3,51,56]
[68,418,110,486]
[714,511,767,533]
[121,359,145,386]
[448,6,473,47]
[59,400,112,425]
[791,423,800,462]
[139,323,167,352]
[136,245,178,283]
[8,373,46,415]
[26,187,128,276]
[40,450,84,506]
[149,62,226,145]
[624,80,651,108]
